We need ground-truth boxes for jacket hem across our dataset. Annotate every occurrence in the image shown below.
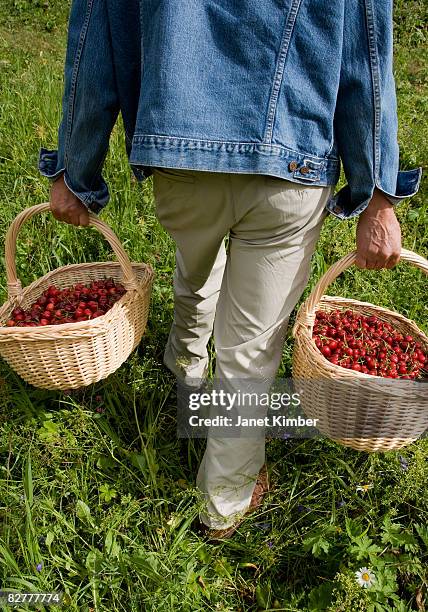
[129,135,341,186]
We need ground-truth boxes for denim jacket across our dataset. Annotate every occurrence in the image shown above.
[38,0,422,219]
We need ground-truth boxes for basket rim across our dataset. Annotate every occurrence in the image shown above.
[0,260,154,336]
[293,295,428,386]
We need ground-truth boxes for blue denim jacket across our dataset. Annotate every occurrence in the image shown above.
[39,0,422,219]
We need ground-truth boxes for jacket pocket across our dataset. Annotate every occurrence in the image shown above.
[152,167,195,183]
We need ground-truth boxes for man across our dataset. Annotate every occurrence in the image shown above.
[40,0,421,538]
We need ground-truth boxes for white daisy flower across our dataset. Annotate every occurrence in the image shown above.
[355,567,376,588]
[356,483,374,493]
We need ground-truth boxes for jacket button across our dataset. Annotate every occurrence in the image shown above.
[300,166,310,175]
[288,161,298,172]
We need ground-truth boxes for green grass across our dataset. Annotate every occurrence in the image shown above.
[0,3,427,611]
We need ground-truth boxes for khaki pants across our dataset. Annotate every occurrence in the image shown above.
[153,168,332,529]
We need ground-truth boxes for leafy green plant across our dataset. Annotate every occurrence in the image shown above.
[305,515,427,611]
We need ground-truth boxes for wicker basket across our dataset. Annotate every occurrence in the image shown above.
[292,249,428,452]
[0,203,154,390]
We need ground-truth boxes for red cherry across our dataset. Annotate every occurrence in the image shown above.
[312,308,427,380]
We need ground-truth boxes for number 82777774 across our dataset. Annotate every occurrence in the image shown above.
[0,592,63,606]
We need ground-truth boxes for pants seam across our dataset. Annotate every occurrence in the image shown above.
[228,173,239,225]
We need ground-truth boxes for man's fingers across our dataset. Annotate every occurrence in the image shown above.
[66,209,79,226]
[50,201,67,222]
[357,252,389,270]
[355,254,367,269]
[50,200,89,226]
[61,209,75,226]
[362,252,401,270]
[50,208,61,222]
[78,211,90,227]
[71,207,89,226]
[359,250,380,269]
[385,253,400,269]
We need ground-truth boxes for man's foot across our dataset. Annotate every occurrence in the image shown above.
[199,464,270,541]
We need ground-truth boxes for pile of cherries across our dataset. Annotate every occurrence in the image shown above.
[4,278,126,327]
[313,309,427,379]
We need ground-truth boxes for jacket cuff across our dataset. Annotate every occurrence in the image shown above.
[38,148,65,181]
[38,148,109,214]
[377,168,423,206]
[327,167,422,220]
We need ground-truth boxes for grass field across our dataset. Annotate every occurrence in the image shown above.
[0,2,427,610]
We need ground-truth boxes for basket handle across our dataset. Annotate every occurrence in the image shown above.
[5,202,143,301]
[297,248,428,328]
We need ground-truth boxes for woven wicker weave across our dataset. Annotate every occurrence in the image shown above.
[292,249,428,452]
[0,203,154,390]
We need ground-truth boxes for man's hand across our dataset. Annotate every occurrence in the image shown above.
[356,189,401,269]
[50,174,90,227]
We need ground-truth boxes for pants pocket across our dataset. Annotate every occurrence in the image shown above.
[152,167,195,183]
[152,170,197,233]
